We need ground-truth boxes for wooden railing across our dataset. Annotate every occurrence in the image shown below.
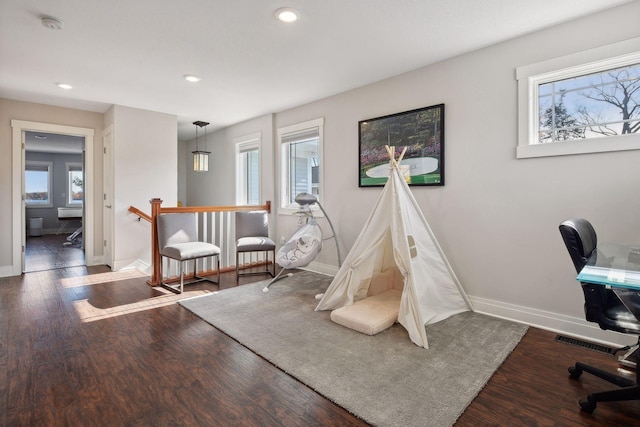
[129,199,271,286]
[128,205,151,222]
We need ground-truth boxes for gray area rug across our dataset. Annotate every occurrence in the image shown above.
[179,270,528,426]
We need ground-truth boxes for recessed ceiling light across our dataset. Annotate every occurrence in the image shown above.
[41,16,64,30]
[183,74,201,83]
[56,82,72,89]
[275,7,299,23]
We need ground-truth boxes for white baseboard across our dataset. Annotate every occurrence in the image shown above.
[28,228,70,236]
[286,265,634,349]
[119,259,152,274]
[470,295,633,348]
[112,258,151,274]
[304,261,339,276]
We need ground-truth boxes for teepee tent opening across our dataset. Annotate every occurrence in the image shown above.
[315,146,472,348]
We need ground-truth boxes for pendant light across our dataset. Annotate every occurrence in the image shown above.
[192,121,210,172]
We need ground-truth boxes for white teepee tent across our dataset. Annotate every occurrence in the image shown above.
[315,146,472,348]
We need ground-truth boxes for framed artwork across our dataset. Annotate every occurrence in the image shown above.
[358,104,444,187]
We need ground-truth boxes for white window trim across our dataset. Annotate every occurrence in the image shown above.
[65,162,83,207]
[234,132,262,205]
[516,36,640,159]
[278,117,324,215]
[25,160,53,208]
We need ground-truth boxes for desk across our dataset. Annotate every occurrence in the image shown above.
[57,207,83,245]
[57,207,83,235]
[578,243,640,367]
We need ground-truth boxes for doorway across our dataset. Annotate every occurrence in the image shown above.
[24,131,86,272]
[11,120,96,275]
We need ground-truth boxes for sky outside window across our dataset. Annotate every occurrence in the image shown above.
[538,63,640,143]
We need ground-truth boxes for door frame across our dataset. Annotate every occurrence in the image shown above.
[11,120,95,275]
[102,125,114,268]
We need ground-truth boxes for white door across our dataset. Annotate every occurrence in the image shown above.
[103,126,114,268]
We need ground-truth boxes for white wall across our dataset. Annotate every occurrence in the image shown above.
[271,2,640,345]
[110,105,177,270]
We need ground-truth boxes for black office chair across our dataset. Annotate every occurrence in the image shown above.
[559,218,640,413]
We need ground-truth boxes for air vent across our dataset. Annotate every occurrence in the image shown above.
[555,335,615,355]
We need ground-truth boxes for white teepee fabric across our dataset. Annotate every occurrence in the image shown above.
[315,146,471,348]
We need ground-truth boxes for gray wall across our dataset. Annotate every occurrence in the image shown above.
[0,99,104,272]
[25,151,83,234]
[282,2,640,344]
[185,113,275,208]
[196,1,640,345]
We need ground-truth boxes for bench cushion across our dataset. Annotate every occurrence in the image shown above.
[330,288,402,336]
[161,242,220,261]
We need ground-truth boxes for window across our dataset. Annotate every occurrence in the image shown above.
[66,162,83,206]
[516,37,640,158]
[25,161,53,207]
[235,133,261,205]
[538,63,639,143]
[278,118,323,211]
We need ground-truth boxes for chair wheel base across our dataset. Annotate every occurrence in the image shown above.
[569,366,583,379]
[579,397,596,413]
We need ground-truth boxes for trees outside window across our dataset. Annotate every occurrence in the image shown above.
[538,63,639,143]
[66,163,83,206]
[517,40,640,159]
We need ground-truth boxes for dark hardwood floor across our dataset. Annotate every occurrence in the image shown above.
[1,247,640,425]
[24,233,85,272]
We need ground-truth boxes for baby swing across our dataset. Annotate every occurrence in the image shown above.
[262,192,341,292]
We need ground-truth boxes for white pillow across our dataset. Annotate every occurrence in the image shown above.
[330,289,402,335]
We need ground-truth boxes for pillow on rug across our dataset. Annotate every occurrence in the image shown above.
[330,288,402,335]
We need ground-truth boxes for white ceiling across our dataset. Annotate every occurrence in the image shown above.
[0,0,632,142]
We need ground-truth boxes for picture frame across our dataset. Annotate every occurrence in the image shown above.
[358,104,444,187]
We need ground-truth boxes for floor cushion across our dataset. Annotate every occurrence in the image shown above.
[330,288,402,335]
